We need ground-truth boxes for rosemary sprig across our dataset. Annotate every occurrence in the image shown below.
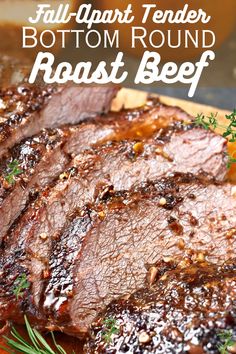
[218,330,235,354]
[13,273,30,300]
[0,316,68,354]
[5,160,23,185]
[102,317,119,344]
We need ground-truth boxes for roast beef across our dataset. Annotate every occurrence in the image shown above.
[0,94,231,339]
[85,258,236,353]
[1,174,236,337]
[0,120,228,307]
[0,83,118,158]
[0,100,199,241]
[0,129,71,242]
[0,120,116,242]
[60,175,236,336]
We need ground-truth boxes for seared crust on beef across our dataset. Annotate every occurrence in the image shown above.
[65,175,236,336]
[0,129,70,241]
[0,118,227,325]
[85,259,236,353]
[0,84,118,158]
[0,100,202,241]
[0,92,232,344]
[1,174,236,337]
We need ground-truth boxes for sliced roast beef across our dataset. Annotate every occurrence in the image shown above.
[0,101,180,242]
[85,259,236,353]
[0,129,70,242]
[0,122,116,243]
[0,84,118,158]
[62,98,190,154]
[1,122,228,308]
[1,174,236,336]
[0,97,229,336]
[60,175,236,336]
[0,100,199,241]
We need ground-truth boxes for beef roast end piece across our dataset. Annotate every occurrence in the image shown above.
[0,84,118,158]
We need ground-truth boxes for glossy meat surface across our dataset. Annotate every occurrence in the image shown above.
[1,174,236,337]
[0,84,118,158]
[86,259,236,353]
[0,98,200,241]
[66,175,236,335]
[0,93,232,344]
[0,129,70,242]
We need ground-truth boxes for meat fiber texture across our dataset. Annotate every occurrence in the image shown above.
[0,98,227,242]
[0,87,232,340]
[0,83,118,158]
[1,174,236,337]
[0,83,119,241]
[85,258,236,353]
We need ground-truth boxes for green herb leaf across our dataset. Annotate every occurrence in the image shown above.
[102,317,119,344]
[195,113,212,130]
[226,152,236,169]
[218,330,235,354]
[5,160,23,185]
[195,111,236,168]
[195,110,236,142]
[225,109,236,122]
[51,333,67,354]
[223,131,232,138]
[0,316,68,354]
[13,273,30,300]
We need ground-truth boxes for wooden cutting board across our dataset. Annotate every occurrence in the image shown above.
[112,87,230,119]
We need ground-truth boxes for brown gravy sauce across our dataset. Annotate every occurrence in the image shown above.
[100,115,177,144]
